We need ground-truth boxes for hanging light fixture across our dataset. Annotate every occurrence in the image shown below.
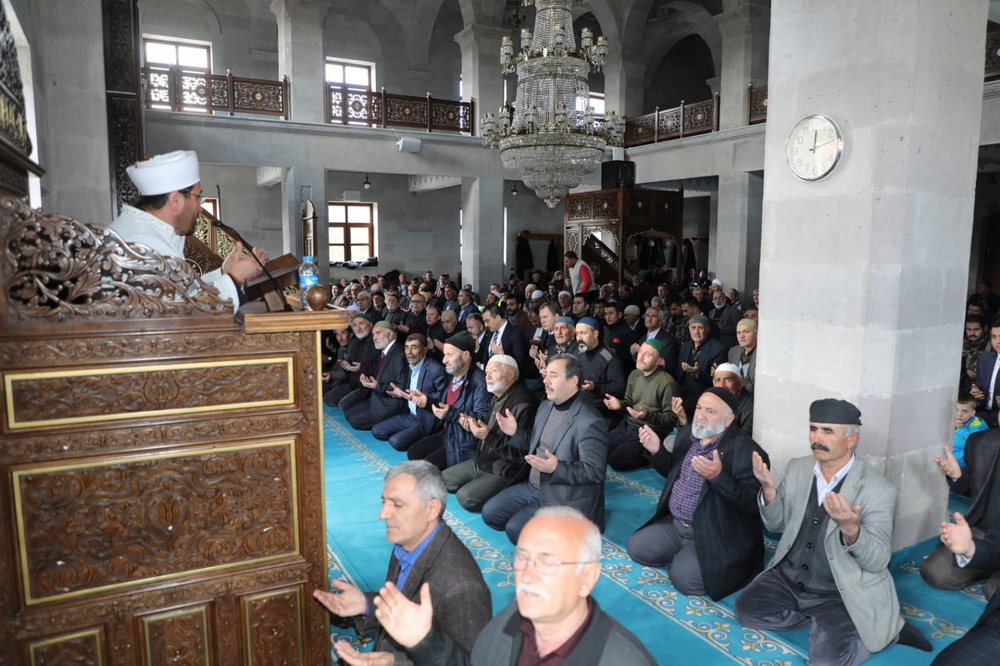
[362,174,371,190]
[482,0,625,208]
[511,182,518,195]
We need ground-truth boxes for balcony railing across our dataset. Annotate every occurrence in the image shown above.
[748,84,767,125]
[624,93,719,148]
[143,67,289,119]
[326,85,475,135]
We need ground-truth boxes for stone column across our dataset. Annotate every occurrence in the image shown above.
[35,0,111,222]
[756,0,988,548]
[461,177,505,291]
[604,49,647,119]
[454,24,507,124]
[271,0,326,124]
[714,0,770,130]
[712,172,763,292]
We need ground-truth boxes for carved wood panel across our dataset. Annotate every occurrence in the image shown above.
[242,587,304,666]
[26,628,105,666]
[140,606,212,666]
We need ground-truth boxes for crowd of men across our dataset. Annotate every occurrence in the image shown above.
[313,259,990,666]
[113,151,998,664]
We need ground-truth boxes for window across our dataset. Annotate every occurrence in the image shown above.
[200,197,219,218]
[589,92,605,119]
[143,37,212,112]
[328,203,375,262]
[326,58,375,126]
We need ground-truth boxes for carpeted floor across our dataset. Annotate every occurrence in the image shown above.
[321,408,986,664]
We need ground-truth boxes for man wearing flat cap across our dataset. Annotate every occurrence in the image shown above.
[736,399,920,665]
[626,386,768,598]
[111,150,265,310]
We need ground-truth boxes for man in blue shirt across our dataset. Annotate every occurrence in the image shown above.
[313,461,491,665]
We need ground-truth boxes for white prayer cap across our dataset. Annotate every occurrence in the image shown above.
[714,362,740,376]
[711,278,724,288]
[531,290,545,299]
[127,150,200,196]
[487,354,518,371]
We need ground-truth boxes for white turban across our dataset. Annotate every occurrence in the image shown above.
[127,150,200,196]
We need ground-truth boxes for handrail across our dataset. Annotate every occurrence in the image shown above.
[326,85,475,135]
[143,67,288,119]
[624,92,719,148]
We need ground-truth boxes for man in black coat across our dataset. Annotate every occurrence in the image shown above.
[443,355,539,511]
[675,315,728,402]
[323,313,379,407]
[341,321,409,430]
[397,293,428,338]
[932,502,1000,664]
[626,387,770,599]
[972,318,1000,418]
[482,304,529,377]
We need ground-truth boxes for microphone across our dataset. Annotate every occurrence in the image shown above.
[211,188,292,311]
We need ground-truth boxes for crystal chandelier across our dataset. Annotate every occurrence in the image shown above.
[481,0,626,208]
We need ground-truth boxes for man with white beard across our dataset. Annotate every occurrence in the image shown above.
[625,387,770,600]
[443,355,539,511]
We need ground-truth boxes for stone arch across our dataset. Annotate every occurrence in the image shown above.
[138,0,223,37]
[641,1,721,92]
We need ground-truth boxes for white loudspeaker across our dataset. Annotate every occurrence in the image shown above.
[397,137,422,153]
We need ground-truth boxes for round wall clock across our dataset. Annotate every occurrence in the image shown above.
[785,114,844,181]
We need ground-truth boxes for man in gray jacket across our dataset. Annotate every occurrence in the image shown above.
[368,506,656,665]
[735,399,916,665]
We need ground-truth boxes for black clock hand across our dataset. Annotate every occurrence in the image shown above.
[810,130,817,153]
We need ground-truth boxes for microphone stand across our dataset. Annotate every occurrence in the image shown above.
[213,186,292,311]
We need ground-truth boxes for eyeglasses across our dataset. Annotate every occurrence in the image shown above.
[510,550,598,575]
[180,187,207,204]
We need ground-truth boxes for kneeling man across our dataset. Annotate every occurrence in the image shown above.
[736,399,915,665]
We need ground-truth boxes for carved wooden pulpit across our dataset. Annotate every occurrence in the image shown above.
[0,197,346,665]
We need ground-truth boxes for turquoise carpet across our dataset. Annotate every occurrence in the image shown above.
[321,408,985,664]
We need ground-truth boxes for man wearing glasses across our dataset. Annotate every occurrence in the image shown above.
[368,506,656,665]
[111,150,265,311]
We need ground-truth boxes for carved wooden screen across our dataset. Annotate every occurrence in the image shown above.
[0,199,334,666]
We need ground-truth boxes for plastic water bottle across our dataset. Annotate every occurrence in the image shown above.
[298,255,319,310]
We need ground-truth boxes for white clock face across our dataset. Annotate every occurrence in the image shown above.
[785,115,843,181]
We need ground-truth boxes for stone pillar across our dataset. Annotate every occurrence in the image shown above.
[715,0,770,130]
[282,165,327,282]
[712,172,763,293]
[34,0,111,222]
[604,49,647,119]
[461,177,505,291]
[271,0,326,124]
[756,0,988,548]
[454,24,507,123]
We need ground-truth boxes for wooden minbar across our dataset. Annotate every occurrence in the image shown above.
[0,197,347,665]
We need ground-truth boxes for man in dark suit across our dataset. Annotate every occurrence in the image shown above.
[629,305,679,373]
[482,304,529,376]
[314,461,492,665]
[626,387,769,598]
[921,427,1000,592]
[972,318,1000,418]
[397,293,428,338]
[675,315,728,403]
[371,333,448,451]
[465,312,490,368]
[482,353,608,543]
[341,321,409,430]
[932,504,1000,664]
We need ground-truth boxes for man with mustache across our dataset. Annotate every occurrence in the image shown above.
[314,461,491,666]
[736,399,928,664]
[574,317,626,421]
[369,506,656,665]
[341,321,408,431]
[324,313,379,407]
[443,355,539,511]
[626,387,768,598]
[481,354,608,544]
